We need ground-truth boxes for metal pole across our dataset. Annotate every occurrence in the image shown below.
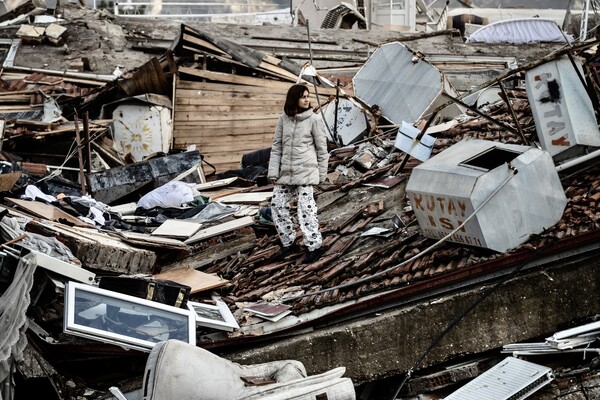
[441,92,520,135]
[580,0,590,41]
[498,81,529,145]
[83,112,92,173]
[333,80,340,144]
[305,20,336,144]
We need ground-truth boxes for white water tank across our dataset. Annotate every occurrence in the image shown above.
[406,139,567,253]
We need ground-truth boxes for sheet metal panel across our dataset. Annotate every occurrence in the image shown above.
[406,139,567,252]
[526,57,600,161]
[353,42,443,125]
[323,98,368,145]
[444,357,554,400]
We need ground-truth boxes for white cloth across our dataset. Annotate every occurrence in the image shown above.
[23,185,56,203]
[137,181,196,209]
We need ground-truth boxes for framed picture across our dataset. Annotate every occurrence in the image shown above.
[187,299,239,332]
[64,282,196,352]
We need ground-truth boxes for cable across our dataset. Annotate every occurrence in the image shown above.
[388,234,554,400]
[282,165,518,303]
[303,20,338,146]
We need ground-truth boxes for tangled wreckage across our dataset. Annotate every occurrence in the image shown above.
[1,1,600,400]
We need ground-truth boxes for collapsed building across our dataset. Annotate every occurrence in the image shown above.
[0,1,599,400]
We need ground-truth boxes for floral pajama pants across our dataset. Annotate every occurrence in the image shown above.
[271,184,322,251]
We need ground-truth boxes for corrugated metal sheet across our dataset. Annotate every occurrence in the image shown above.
[444,357,554,400]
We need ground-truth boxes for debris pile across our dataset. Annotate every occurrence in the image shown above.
[0,2,598,400]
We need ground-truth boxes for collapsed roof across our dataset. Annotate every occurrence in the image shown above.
[0,1,599,399]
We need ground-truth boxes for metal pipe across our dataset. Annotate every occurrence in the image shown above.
[304,20,335,143]
[556,147,600,171]
[442,92,520,135]
[498,80,529,144]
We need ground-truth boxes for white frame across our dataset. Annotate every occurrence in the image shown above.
[188,299,239,332]
[64,282,196,352]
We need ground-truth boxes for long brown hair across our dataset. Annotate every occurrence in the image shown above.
[284,84,310,117]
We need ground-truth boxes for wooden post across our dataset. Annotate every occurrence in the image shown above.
[74,115,87,195]
[83,112,93,173]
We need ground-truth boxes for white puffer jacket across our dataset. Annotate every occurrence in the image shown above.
[268,108,329,186]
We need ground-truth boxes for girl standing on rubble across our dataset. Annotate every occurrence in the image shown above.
[268,84,329,263]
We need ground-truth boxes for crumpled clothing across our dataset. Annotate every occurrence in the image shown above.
[137,181,196,209]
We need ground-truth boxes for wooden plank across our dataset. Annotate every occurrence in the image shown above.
[118,231,190,251]
[195,142,273,153]
[185,216,254,245]
[177,80,288,94]
[175,104,278,113]
[176,86,286,98]
[178,67,293,89]
[174,132,274,143]
[182,34,229,56]
[195,177,238,191]
[257,61,298,82]
[151,219,203,239]
[5,198,92,227]
[174,119,277,129]
[153,267,229,294]
[217,192,272,204]
[173,111,281,122]
[25,221,157,275]
[169,147,251,162]
[175,97,284,106]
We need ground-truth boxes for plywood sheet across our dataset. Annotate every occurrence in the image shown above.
[217,192,272,204]
[5,198,92,227]
[184,216,254,245]
[151,219,202,239]
[118,231,190,251]
[153,267,229,294]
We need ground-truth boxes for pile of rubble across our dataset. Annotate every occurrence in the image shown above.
[0,1,599,400]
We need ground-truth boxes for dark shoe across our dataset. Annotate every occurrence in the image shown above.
[303,247,325,264]
[276,244,297,260]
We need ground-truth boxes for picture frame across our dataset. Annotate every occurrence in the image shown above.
[64,281,196,352]
[187,299,239,332]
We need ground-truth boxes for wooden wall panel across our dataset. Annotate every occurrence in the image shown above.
[173,79,284,173]
[173,78,331,173]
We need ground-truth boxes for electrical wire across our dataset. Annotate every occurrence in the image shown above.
[282,164,519,303]
[388,232,555,400]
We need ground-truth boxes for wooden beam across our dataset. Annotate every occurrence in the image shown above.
[185,216,255,245]
[178,67,294,89]
[174,111,281,122]
[175,104,279,113]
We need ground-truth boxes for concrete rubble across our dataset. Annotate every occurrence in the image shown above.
[0,1,599,400]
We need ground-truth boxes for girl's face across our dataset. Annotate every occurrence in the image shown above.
[298,90,310,109]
